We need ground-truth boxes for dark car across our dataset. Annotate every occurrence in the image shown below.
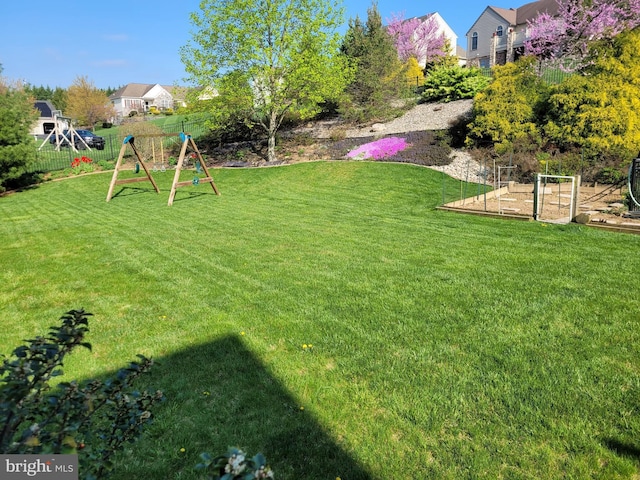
[50,129,105,150]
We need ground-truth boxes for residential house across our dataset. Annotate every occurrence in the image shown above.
[466,0,558,67]
[109,83,187,119]
[30,100,69,138]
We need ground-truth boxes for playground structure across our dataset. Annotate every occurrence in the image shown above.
[38,113,91,152]
[106,132,220,206]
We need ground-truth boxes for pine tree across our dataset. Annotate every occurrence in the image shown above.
[340,2,409,122]
[0,78,39,192]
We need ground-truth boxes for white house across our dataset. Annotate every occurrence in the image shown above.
[109,83,187,119]
[466,0,558,68]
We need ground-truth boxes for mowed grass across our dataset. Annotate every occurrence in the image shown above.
[1,162,639,479]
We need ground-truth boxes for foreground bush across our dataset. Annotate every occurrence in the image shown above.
[0,309,163,479]
[197,448,274,479]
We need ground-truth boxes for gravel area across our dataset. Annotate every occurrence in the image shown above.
[343,99,483,182]
[344,99,474,138]
[427,149,488,184]
[226,99,484,182]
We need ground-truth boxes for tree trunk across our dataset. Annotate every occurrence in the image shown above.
[267,110,278,162]
[267,131,277,162]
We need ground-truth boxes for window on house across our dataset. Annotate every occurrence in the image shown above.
[472,32,478,50]
[496,25,503,37]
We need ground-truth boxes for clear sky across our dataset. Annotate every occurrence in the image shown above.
[0,0,493,89]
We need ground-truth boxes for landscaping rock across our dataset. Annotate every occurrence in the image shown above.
[575,212,593,224]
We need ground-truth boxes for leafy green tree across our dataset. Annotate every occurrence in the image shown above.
[0,77,38,193]
[340,2,409,122]
[66,76,115,128]
[181,0,351,162]
[467,58,549,153]
[544,29,640,161]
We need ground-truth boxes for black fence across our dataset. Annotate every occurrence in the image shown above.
[475,65,571,84]
[31,118,209,173]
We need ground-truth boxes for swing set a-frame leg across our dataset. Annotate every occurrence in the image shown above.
[167,133,220,206]
[106,135,160,202]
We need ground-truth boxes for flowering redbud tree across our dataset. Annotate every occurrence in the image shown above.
[386,12,446,66]
[525,0,640,71]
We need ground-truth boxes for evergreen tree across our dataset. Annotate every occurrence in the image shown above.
[51,87,67,113]
[23,84,68,112]
[0,77,39,192]
[340,2,409,122]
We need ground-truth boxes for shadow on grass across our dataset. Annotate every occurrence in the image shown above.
[109,186,216,203]
[110,185,159,199]
[170,190,216,203]
[111,335,372,480]
[603,438,640,462]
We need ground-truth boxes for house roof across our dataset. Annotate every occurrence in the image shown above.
[483,0,559,28]
[109,83,156,99]
[34,100,58,118]
[515,0,559,24]
[415,12,435,22]
[489,6,517,25]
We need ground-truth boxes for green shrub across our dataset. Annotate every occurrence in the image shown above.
[544,29,640,162]
[421,65,490,103]
[0,309,163,479]
[467,58,549,153]
[97,159,114,170]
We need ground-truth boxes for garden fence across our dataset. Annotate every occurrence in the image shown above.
[31,118,209,173]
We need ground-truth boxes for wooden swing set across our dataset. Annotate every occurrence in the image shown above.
[106,132,220,206]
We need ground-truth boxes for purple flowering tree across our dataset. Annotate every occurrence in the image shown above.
[386,12,447,66]
[525,0,640,71]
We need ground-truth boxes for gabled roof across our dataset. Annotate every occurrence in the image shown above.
[489,6,517,25]
[34,100,57,118]
[515,0,559,24]
[415,12,435,22]
[474,0,560,31]
[109,83,156,99]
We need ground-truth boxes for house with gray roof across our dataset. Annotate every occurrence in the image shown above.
[109,83,187,120]
[466,0,558,67]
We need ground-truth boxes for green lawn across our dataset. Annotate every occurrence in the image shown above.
[1,162,639,479]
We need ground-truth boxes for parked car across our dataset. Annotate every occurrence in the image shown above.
[50,129,105,150]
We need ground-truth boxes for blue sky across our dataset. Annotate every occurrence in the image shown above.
[0,0,492,89]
